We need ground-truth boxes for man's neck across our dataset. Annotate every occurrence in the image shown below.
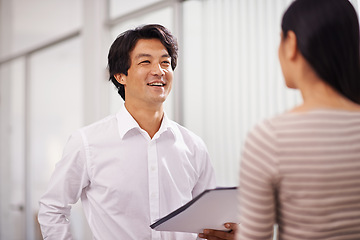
[124,102,164,139]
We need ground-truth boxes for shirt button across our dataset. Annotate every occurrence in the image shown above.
[151,193,157,198]
[151,166,156,171]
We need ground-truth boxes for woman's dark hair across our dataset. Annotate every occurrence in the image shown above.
[107,24,178,100]
[281,0,360,103]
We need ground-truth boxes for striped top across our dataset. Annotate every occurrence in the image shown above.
[237,109,360,240]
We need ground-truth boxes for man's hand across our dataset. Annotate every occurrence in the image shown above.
[198,222,238,240]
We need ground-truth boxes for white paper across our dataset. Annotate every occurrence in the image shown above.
[150,187,239,233]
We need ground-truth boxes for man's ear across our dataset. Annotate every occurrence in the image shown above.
[285,30,298,60]
[114,73,126,85]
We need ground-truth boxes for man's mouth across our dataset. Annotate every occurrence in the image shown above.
[147,82,165,87]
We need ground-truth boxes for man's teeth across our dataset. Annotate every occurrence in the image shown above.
[148,83,164,86]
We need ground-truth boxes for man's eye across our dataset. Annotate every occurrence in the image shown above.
[139,60,150,64]
[162,61,170,65]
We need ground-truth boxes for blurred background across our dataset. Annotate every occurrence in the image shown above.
[0,0,359,239]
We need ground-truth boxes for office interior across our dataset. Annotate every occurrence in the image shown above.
[0,0,359,239]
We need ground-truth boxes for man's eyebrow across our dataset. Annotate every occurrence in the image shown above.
[135,53,171,59]
[135,53,151,59]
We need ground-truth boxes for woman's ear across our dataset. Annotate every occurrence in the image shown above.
[285,30,298,60]
[114,73,126,85]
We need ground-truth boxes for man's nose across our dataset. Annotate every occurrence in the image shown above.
[151,63,165,76]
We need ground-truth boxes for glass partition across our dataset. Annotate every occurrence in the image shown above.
[28,37,90,239]
[1,0,82,58]
[0,58,26,240]
[109,0,162,19]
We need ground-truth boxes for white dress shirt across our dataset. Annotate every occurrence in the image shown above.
[38,105,216,240]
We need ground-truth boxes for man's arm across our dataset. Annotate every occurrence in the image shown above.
[38,131,90,240]
[191,140,217,198]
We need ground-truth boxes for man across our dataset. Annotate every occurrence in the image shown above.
[38,24,217,239]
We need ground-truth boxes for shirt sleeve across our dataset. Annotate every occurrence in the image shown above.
[237,120,279,240]
[191,139,217,198]
[38,130,90,240]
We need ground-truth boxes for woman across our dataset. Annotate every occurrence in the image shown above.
[237,0,360,239]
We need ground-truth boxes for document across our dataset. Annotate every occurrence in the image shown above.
[150,187,239,233]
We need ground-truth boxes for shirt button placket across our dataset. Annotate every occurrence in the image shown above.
[148,140,160,240]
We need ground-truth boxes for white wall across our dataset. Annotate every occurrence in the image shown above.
[182,0,301,187]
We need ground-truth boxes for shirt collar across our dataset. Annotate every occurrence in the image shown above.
[116,104,176,141]
[154,111,176,140]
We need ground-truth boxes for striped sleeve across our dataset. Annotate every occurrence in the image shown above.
[237,120,278,240]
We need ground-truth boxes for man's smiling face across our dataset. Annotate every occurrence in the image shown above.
[119,38,173,109]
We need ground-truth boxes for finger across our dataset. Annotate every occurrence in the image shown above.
[206,236,224,240]
[198,233,211,239]
[202,229,234,240]
[225,222,239,231]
